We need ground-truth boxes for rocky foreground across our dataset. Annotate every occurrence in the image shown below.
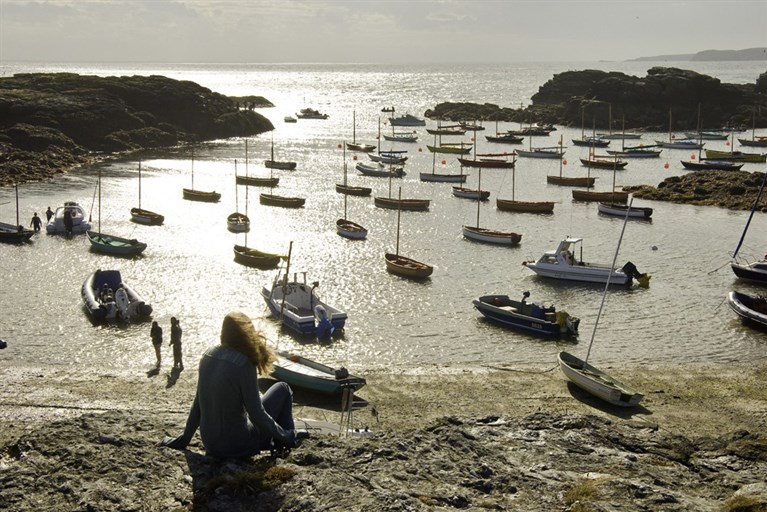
[1,364,765,511]
[0,73,273,185]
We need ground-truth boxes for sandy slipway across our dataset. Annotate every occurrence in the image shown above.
[0,365,766,511]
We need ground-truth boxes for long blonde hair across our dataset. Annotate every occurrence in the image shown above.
[220,312,275,375]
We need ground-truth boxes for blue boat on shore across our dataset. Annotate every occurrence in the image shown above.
[473,292,579,338]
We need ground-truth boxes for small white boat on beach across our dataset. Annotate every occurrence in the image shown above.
[523,237,649,286]
[558,351,644,407]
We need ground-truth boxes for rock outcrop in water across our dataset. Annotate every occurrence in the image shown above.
[0,73,273,185]
[425,67,767,131]
[625,169,767,211]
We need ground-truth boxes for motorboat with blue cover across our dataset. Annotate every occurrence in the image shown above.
[261,272,347,338]
[473,291,579,338]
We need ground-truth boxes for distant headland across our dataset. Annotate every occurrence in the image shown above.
[629,47,767,62]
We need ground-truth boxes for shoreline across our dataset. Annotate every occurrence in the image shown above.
[2,360,765,439]
[1,361,765,510]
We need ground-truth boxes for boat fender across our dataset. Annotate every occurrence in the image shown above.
[0,339,6,349]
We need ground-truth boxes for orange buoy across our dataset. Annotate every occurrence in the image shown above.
[691,154,696,160]
[664,162,669,169]
[352,154,357,160]
[337,143,342,149]
[562,159,567,165]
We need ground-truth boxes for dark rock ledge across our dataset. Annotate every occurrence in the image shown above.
[426,67,767,132]
[0,73,273,186]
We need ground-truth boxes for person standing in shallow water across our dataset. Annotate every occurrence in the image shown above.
[30,212,42,231]
[45,207,54,222]
[170,317,183,370]
[150,321,163,368]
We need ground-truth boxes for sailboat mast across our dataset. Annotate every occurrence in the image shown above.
[191,146,195,190]
[395,187,402,255]
[475,169,482,228]
[14,182,20,226]
[138,161,142,209]
[234,160,239,212]
[733,169,767,259]
[97,167,102,232]
[279,241,293,322]
[585,197,634,363]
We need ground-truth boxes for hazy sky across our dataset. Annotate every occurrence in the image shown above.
[1,0,765,63]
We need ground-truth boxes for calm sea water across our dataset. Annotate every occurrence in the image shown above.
[1,61,766,375]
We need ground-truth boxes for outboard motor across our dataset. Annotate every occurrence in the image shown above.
[314,304,334,340]
[621,261,643,280]
[114,287,130,322]
[621,261,651,287]
[521,290,531,303]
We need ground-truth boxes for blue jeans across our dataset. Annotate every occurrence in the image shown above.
[260,382,294,450]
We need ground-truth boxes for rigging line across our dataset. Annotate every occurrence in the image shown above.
[585,196,633,364]
[732,169,767,259]
[707,259,733,275]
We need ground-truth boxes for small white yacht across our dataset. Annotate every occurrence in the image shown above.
[523,237,648,286]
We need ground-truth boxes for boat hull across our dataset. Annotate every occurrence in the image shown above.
[473,295,578,337]
[727,291,767,329]
[356,162,405,177]
[558,351,644,407]
[385,253,433,279]
[462,226,521,245]
[374,197,430,211]
[547,175,596,187]
[0,222,34,243]
[572,190,629,203]
[272,352,366,395]
[457,157,515,169]
[265,160,297,170]
[236,175,279,187]
[233,245,282,269]
[81,269,152,322]
[259,194,305,208]
[183,188,221,202]
[336,219,368,240]
[419,173,467,183]
[227,213,251,233]
[580,158,628,169]
[452,187,490,200]
[681,160,744,171]
[87,231,147,256]
[335,184,372,196]
[130,208,164,226]
[261,279,347,337]
[731,260,767,284]
[597,202,653,219]
[46,202,92,234]
[496,199,554,214]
